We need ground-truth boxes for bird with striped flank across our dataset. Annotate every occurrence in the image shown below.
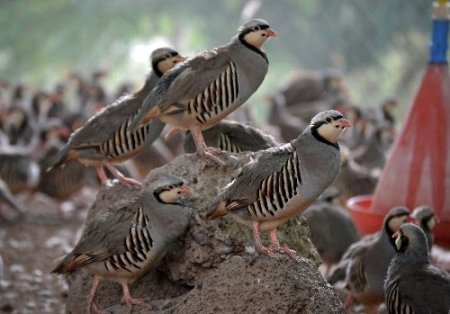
[184,120,278,154]
[129,19,277,163]
[327,206,410,313]
[207,110,351,261]
[51,176,193,313]
[384,223,450,314]
[46,48,185,187]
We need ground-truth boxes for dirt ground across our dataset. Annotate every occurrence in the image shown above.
[0,188,97,314]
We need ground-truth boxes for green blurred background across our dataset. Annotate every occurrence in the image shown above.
[0,0,431,119]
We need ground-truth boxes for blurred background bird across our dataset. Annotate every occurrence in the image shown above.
[384,223,450,314]
[327,206,410,314]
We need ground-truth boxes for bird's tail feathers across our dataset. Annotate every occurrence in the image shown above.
[128,94,161,131]
[46,143,72,172]
[51,253,79,275]
[206,199,227,220]
[51,252,97,275]
[142,119,166,146]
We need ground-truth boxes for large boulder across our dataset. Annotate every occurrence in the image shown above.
[65,152,344,313]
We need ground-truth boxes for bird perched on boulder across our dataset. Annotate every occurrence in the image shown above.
[46,48,185,187]
[384,223,450,314]
[51,176,193,313]
[327,206,410,313]
[207,110,351,260]
[129,19,277,163]
[411,205,437,252]
[184,120,278,154]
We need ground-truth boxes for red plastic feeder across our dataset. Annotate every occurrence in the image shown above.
[348,1,450,248]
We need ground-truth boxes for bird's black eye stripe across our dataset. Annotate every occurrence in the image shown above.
[169,51,178,57]
[241,24,270,36]
[326,117,332,123]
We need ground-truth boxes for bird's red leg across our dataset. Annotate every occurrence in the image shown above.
[87,276,106,314]
[95,164,109,185]
[120,281,151,311]
[104,163,142,188]
[252,222,278,257]
[268,229,301,262]
[191,129,224,164]
[164,127,182,141]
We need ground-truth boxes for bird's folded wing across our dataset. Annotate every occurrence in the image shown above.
[70,96,143,148]
[222,145,294,210]
[75,202,146,256]
[130,47,233,129]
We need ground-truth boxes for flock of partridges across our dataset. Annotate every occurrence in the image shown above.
[0,19,449,313]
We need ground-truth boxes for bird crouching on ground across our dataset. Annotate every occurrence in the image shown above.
[207,110,351,261]
[46,48,185,187]
[384,223,450,314]
[51,176,193,313]
[129,19,277,163]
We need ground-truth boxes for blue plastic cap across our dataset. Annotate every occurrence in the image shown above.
[429,19,449,63]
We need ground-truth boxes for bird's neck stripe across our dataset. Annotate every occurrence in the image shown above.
[310,127,339,149]
[238,36,268,63]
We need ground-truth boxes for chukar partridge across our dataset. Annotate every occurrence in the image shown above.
[327,206,410,313]
[207,110,351,261]
[184,120,278,154]
[385,223,450,314]
[47,48,185,186]
[411,205,437,252]
[129,19,277,163]
[51,176,192,313]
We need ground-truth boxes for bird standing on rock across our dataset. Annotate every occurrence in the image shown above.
[384,223,450,314]
[327,206,410,313]
[207,110,351,261]
[47,48,185,187]
[129,19,277,163]
[51,176,193,313]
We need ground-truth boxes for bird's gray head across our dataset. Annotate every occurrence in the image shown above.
[383,206,410,240]
[148,176,192,205]
[238,19,277,49]
[309,110,352,147]
[392,223,429,256]
[150,47,185,77]
[411,205,437,232]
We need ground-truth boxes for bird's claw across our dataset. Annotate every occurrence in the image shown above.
[118,177,143,189]
[270,245,302,262]
[197,150,225,165]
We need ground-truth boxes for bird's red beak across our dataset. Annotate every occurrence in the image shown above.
[392,230,401,239]
[176,55,186,62]
[266,28,278,37]
[338,118,352,128]
[179,185,193,195]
